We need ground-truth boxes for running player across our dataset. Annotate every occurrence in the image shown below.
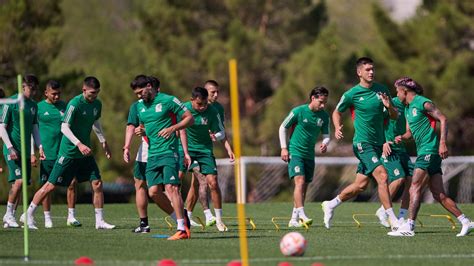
[22,76,115,230]
[279,86,330,228]
[388,77,474,237]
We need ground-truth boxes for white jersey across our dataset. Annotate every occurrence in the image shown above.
[135,137,149,163]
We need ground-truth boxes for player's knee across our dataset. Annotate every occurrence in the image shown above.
[208,180,219,191]
[91,180,103,191]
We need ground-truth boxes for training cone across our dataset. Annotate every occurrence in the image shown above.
[227,260,241,266]
[74,256,94,265]
[278,262,294,266]
[157,259,177,266]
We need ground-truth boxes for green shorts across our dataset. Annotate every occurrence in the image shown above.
[4,154,31,184]
[39,159,56,185]
[381,151,414,183]
[146,153,180,187]
[188,151,217,175]
[133,161,147,181]
[288,156,315,183]
[415,154,443,176]
[178,150,200,172]
[353,142,383,177]
[48,156,101,187]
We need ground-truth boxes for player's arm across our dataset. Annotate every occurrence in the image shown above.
[379,93,398,120]
[279,110,297,162]
[395,121,412,144]
[209,114,226,142]
[123,125,135,163]
[0,105,18,160]
[179,129,191,169]
[320,116,330,153]
[425,101,448,159]
[32,123,45,160]
[92,120,111,159]
[159,110,194,139]
[333,93,352,140]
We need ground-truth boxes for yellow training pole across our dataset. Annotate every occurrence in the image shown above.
[229,59,249,266]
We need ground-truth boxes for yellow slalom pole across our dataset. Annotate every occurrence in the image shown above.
[229,59,249,266]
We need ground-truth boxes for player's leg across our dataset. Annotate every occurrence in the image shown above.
[184,172,201,227]
[40,159,55,228]
[195,170,215,226]
[66,178,81,227]
[3,157,23,228]
[132,161,149,233]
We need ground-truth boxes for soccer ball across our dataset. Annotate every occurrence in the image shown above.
[279,232,307,256]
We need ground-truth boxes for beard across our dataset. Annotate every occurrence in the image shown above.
[143,91,153,103]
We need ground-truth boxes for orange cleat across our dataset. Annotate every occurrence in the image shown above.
[167,230,189,240]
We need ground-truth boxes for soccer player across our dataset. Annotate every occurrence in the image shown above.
[1,75,44,228]
[22,76,115,230]
[322,57,400,230]
[184,80,235,227]
[123,75,176,233]
[135,77,194,240]
[279,86,330,228]
[388,77,474,237]
[35,80,81,228]
[180,86,229,232]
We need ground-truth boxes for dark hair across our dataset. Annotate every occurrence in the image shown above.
[23,74,39,87]
[84,76,100,89]
[204,80,219,87]
[130,74,147,89]
[192,87,208,100]
[149,76,160,90]
[394,77,424,95]
[356,57,374,68]
[0,86,5,98]
[135,75,151,89]
[46,80,61,90]
[309,86,329,100]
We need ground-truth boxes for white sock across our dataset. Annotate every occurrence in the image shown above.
[170,211,177,222]
[398,208,408,219]
[177,219,185,231]
[327,196,342,209]
[68,208,75,220]
[187,211,193,219]
[457,214,470,224]
[215,208,223,223]
[385,208,398,225]
[296,207,308,220]
[377,206,385,214]
[290,208,298,221]
[204,209,213,221]
[44,211,51,221]
[6,202,14,216]
[27,203,38,216]
[95,208,103,223]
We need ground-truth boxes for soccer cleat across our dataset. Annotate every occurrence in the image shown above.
[67,218,82,227]
[375,208,390,228]
[456,221,474,237]
[132,225,151,233]
[216,222,228,232]
[387,221,414,237]
[95,221,116,230]
[190,219,201,227]
[183,210,191,238]
[44,219,53,229]
[3,214,20,228]
[288,220,303,228]
[19,213,38,230]
[167,230,189,240]
[206,216,216,227]
[300,218,313,226]
[321,201,334,229]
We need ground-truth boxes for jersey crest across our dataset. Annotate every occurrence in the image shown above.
[412,108,418,117]
[317,118,323,127]
[93,108,98,116]
[201,117,208,125]
[155,103,162,112]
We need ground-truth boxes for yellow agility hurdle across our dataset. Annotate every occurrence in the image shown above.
[352,213,456,230]
[271,217,309,232]
[221,216,257,231]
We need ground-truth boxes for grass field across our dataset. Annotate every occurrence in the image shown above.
[1,202,473,266]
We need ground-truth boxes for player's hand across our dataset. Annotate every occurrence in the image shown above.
[383,142,393,157]
[102,141,112,159]
[394,135,403,144]
[209,130,217,142]
[183,152,191,169]
[8,147,18,161]
[158,127,174,139]
[0,166,3,173]
[123,147,130,163]
[228,150,235,163]
[320,143,328,153]
[335,125,344,140]
[439,141,448,159]
[134,125,146,136]
[77,143,92,156]
[379,92,391,108]
[281,148,289,162]
[30,155,38,167]
[39,146,46,160]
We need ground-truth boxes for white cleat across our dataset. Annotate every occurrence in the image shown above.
[216,222,228,232]
[19,213,38,230]
[190,219,201,227]
[44,219,53,229]
[67,218,82,227]
[3,214,20,228]
[376,208,390,228]
[457,221,474,237]
[95,221,116,230]
[288,220,303,228]
[321,201,334,229]
[387,221,414,237]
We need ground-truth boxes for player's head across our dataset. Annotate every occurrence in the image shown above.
[22,74,39,99]
[309,86,329,111]
[82,76,101,103]
[44,80,62,104]
[136,76,155,103]
[0,86,5,99]
[191,86,209,112]
[394,77,423,104]
[356,57,374,84]
[149,76,161,92]
[204,80,219,103]
[130,74,147,99]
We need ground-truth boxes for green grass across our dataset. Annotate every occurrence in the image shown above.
[1,202,473,266]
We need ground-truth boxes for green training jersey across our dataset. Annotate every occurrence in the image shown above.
[1,94,37,157]
[38,100,67,160]
[184,101,223,154]
[137,93,187,157]
[336,83,391,146]
[405,95,439,155]
[59,94,102,158]
[281,104,330,159]
[127,101,140,126]
[384,97,407,152]
[211,101,225,128]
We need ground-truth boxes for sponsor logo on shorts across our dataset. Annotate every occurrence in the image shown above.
[58,156,65,164]
[294,166,300,173]
[170,176,176,181]
[57,176,63,183]
[424,154,431,161]
[41,174,48,181]
[394,169,400,176]
[357,143,363,153]
[371,156,378,163]
[15,169,21,176]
